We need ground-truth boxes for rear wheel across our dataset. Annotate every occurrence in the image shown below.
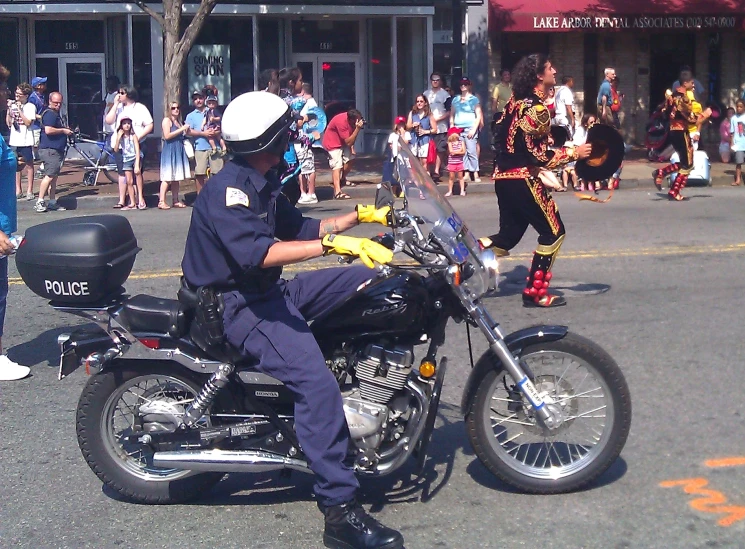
[466,332,631,494]
[76,362,223,504]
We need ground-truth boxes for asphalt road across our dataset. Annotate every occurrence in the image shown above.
[2,186,745,548]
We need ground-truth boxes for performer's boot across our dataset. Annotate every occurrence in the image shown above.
[652,163,679,191]
[668,172,689,201]
[478,236,510,257]
[522,236,566,308]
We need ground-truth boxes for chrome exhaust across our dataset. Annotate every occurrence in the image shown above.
[152,449,311,473]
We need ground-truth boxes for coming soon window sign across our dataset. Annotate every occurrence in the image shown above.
[188,44,231,103]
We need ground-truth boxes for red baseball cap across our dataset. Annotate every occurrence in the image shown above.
[447,127,462,136]
[394,115,406,125]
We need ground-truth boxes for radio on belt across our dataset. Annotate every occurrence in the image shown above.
[15,215,141,304]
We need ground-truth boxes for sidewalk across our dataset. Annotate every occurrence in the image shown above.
[19,146,739,212]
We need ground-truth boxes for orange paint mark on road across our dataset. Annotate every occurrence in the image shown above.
[705,457,745,468]
[660,477,745,527]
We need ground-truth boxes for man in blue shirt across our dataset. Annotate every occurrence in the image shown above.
[35,92,73,213]
[596,67,615,125]
[185,89,221,193]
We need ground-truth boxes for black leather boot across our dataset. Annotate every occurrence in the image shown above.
[320,500,404,549]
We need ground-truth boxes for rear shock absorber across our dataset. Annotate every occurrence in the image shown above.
[182,363,235,427]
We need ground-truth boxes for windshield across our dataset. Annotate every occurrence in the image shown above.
[392,137,496,299]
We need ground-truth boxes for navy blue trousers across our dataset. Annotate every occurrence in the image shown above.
[222,266,376,507]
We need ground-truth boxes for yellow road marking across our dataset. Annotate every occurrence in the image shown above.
[9,241,745,286]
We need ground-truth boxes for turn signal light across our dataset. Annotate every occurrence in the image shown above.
[419,360,436,378]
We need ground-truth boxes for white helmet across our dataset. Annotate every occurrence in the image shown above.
[221,91,293,156]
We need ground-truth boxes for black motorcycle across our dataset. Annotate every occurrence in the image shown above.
[16,139,631,503]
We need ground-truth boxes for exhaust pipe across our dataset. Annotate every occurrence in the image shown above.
[152,449,311,473]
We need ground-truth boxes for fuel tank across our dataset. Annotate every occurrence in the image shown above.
[311,270,431,340]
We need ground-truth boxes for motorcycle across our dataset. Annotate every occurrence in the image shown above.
[16,137,631,503]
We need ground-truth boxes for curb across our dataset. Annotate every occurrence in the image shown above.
[17,175,732,213]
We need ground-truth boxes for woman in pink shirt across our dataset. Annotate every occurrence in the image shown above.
[720,107,735,163]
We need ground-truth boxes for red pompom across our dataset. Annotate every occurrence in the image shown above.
[545,272,553,281]
[529,287,538,297]
[533,279,542,289]
[538,288,547,297]
[542,281,549,289]
[534,270,544,280]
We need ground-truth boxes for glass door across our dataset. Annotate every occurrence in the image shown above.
[61,57,105,139]
[293,54,362,147]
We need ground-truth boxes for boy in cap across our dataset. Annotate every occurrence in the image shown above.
[29,76,47,164]
[201,94,226,155]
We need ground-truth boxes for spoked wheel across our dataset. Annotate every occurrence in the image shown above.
[77,363,223,503]
[466,332,631,494]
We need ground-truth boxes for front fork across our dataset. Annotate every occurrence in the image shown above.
[470,303,561,431]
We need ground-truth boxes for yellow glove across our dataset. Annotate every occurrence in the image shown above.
[322,234,393,268]
[356,204,391,226]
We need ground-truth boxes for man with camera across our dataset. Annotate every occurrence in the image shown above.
[322,108,364,200]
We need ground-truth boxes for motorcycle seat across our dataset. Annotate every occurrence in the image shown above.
[117,294,191,338]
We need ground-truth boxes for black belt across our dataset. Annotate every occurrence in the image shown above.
[183,275,279,296]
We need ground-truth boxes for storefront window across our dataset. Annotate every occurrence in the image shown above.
[367,19,392,129]
[132,18,153,117]
[0,19,20,136]
[36,21,104,54]
[258,19,283,76]
[292,20,360,54]
[191,17,254,101]
[396,18,427,117]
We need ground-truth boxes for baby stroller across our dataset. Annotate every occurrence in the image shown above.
[645,104,672,162]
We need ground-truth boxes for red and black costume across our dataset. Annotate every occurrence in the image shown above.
[653,88,697,201]
[482,88,578,307]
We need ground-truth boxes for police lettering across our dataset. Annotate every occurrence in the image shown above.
[44,280,90,297]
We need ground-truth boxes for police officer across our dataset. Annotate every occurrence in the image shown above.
[181,91,404,549]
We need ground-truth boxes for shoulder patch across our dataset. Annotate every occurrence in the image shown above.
[226,187,249,208]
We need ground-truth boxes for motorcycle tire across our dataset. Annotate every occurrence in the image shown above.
[76,362,224,504]
[466,332,631,494]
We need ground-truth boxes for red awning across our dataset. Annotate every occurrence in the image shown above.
[490,0,745,32]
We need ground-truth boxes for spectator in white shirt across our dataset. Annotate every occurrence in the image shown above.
[103,85,153,209]
[553,76,575,137]
[6,82,36,200]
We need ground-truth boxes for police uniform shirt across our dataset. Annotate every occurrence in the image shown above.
[182,157,321,289]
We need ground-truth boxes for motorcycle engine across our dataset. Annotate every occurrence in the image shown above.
[341,344,414,451]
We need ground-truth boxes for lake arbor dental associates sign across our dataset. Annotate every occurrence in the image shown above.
[188,44,231,101]
[531,15,740,30]
[495,12,744,32]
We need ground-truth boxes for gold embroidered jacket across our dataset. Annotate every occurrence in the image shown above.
[492,90,578,179]
[665,88,698,132]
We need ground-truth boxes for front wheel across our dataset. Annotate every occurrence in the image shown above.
[76,362,224,504]
[466,332,631,494]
